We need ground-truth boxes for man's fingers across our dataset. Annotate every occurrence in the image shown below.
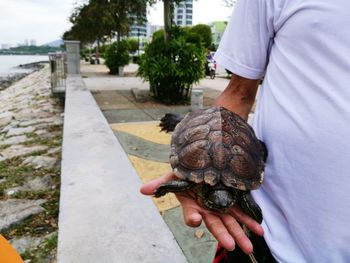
[176,193,203,227]
[203,212,235,251]
[229,207,264,236]
[140,172,176,196]
[220,213,253,254]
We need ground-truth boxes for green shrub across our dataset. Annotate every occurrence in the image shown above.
[189,24,212,49]
[127,38,139,53]
[138,27,205,104]
[105,40,130,74]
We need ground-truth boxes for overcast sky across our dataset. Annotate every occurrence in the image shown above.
[0,0,233,46]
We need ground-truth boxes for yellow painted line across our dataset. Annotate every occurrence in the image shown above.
[0,235,24,263]
[110,121,179,212]
[110,121,171,145]
[128,155,180,213]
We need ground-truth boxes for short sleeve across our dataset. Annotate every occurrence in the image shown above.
[214,0,275,79]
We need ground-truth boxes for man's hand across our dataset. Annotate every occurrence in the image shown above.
[140,172,264,254]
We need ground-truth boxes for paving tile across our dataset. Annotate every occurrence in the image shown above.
[103,109,154,123]
[92,91,135,110]
[113,130,170,163]
[143,107,190,120]
[110,122,171,145]
[163,207,217,263]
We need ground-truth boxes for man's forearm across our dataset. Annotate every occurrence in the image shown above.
[214,74,260,120]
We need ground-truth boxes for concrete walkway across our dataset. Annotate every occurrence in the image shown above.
[79,63,230,263]
[57,75,187,263]
[81,62,230,93]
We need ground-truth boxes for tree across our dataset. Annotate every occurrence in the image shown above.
[189,24,212,49]
[63,0,114,58]
[147,0,183,41]
[107,0,149,42]
[64,0,149,44]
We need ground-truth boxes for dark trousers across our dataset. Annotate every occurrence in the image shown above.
[213,232,276,263]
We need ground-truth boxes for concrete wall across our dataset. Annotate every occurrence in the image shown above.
[57,75,187,263]
[64,41,80,74]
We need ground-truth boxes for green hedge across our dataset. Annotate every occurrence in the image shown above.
[138,27,205,104]
[105,40,130,74]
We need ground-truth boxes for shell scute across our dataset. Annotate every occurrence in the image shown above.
[204,168,219,185]
[171,107,265,190]
[178,140,211,170]
[210,143,231,170]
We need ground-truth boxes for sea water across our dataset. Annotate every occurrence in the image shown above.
[0,55,48,77]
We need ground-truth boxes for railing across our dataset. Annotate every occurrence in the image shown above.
[49,52,66,96]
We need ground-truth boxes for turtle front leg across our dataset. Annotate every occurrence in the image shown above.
[154,180,195,197]
[238,191,263,224]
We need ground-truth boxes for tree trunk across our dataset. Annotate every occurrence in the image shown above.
[117,31,121,43]
[96,39,100,59]
[163,0,172,42]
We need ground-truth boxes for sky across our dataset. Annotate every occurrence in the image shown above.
[0,0,234,46]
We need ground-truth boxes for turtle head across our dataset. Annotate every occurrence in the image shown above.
[204,189,237,212]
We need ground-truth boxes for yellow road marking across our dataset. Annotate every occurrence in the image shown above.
[128,155,180,212]
[110,122,171,145]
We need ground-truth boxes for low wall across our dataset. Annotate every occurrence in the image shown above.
[57,74,187,263]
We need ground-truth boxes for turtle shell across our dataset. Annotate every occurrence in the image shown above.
[170,107,265,190]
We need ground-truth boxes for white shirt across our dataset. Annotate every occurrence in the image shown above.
[215,0,350,262]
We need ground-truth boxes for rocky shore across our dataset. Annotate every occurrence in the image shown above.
[0,65,63,262]
[0,62,45,91]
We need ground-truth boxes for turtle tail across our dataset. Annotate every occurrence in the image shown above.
[159,113,183,133]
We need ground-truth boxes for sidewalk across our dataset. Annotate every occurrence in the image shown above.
[81,62,229,263]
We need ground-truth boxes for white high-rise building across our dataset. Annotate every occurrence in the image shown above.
[0,43,10,50]
[173,0,193,26]
[30,39,37,46]
[129,14,147,38]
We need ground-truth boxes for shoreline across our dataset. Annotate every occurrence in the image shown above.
[0,65,63,261]
[0,61,48,91]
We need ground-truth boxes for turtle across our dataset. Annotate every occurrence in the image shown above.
[155,106,267,223]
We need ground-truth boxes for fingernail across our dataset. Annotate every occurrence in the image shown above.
[224,235,235,251]
[227,245,235,252]
[191,214,202,223]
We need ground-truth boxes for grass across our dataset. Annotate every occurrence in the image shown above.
[24,127,62,149]
[0,158,35,198]
[0,157,60,199]
[0,144,10,150]
[2,190,60,239]
[0,126,62,262]
[1,160,61,263]
[21,232,58,262]
[0,84,63,261]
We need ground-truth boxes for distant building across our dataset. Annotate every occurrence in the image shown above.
[147,24,163,38]
[0,43,10,50]
[208,21,227,47]
[30,39,36,46]
[129,14,147,38]
[128,14,148,51]
[173,0,193,26]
